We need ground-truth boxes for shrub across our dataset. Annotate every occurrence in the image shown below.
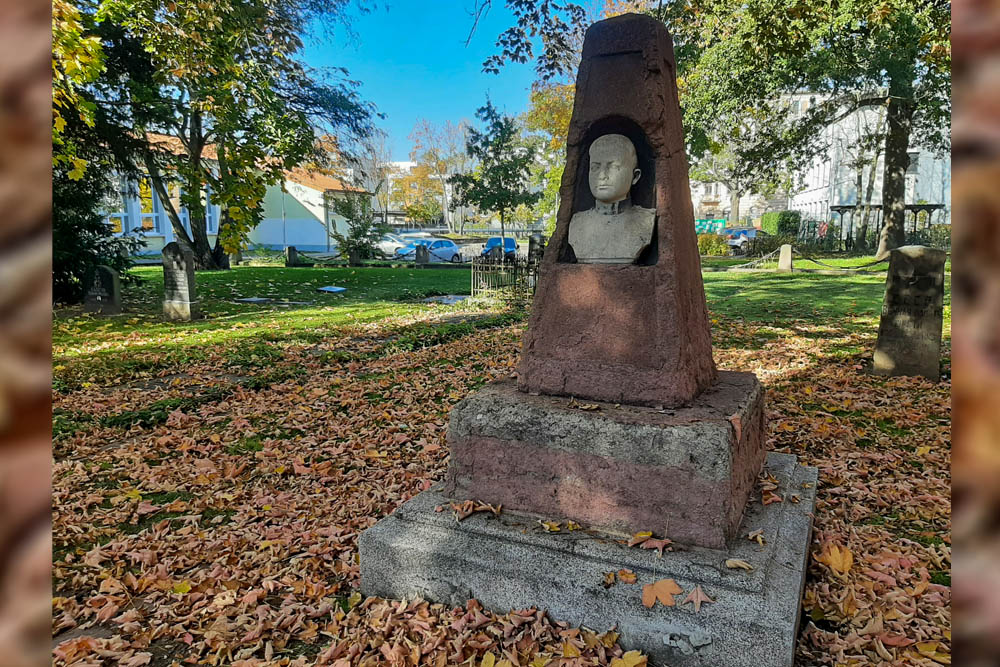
[776,210,802,236]
[907,224,951,249]
[749,233,796,257]
[760,211,780,235]
[697,233,729,256]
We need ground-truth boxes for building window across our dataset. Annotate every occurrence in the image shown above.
[204,184,217,234]
[105,177,128,233]
[138,177,163,233]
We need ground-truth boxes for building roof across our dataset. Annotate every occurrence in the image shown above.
[146,132,361,193]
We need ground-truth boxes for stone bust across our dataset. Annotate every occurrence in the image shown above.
[568,134,656,263]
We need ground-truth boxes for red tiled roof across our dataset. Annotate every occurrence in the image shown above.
[146,133,361,193]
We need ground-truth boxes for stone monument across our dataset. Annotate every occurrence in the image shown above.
[873,245,946,380]
[162,242,199,321]
[83,265,121,316]
[778,243,794,272]
[359,14,816,667]
[228,250,242,267]
[415,244,430,266]
[527,232,544,264]
[284,246,298,267]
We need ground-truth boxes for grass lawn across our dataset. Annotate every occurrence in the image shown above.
[52,265,950,666]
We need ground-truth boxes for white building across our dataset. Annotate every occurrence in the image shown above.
[786,92,951,231]
[688,93,950,239]
[105,135,361,254]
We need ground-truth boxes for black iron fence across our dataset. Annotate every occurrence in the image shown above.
[471,254,540,302]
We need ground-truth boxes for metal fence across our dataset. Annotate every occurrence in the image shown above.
[471,254,540,302]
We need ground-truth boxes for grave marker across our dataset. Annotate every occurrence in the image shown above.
[83,265,121,315]
[359,15,817,667]
[873,245,946,380]
[162,242,199,321]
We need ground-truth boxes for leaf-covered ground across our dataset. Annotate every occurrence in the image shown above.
[52,267,950,666]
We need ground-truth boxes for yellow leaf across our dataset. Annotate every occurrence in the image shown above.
[275,466,286,474]
[566,520,581,531]
[725,558,754,571]
[539,520,561,532]
[915,446,931,457]
[561,641,581,658]
[530,658,551,667]
[628,531,653,546]
[481,652,496,667]
[815,543,853,575]
[172,580,192,595]
[125,489,142,501]
[601,631,619,649]
[610,650,647,667]
[916,641,939,656]
[496,661,513,667]
[347,591,362,609]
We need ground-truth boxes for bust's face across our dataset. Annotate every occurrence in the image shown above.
[588,135,640,204]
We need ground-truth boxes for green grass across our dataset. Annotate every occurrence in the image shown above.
[53,265,475,381]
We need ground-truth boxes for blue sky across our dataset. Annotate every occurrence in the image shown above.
[304,2,540,161]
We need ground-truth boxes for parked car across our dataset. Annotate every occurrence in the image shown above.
[722,227,768,254]
[376,233,407,257]
[395,238,463,263]
[480,236,518,260]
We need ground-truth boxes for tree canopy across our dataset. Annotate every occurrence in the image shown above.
[58,0,377,269]
[449,100,541,240]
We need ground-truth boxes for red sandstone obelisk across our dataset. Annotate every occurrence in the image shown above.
[517,14,716,407]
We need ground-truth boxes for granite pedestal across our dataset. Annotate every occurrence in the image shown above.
[443,373,765,550]
[361,452,817,667]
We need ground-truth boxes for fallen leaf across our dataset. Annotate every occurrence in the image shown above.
[747,529,765,546]
[641,578,683,607]
[682,585,715,613]
[725,559,754,571]
[602,571,616,589]
[628,531,653,546]
[617,569,637,584]
[815,543,853,575]
[610,651,647,667]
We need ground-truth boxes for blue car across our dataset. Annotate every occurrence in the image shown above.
[481,236,518,259]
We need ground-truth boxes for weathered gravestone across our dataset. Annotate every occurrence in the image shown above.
[228,250,242,267]
[873,245,946,380]
[415,244,430,266]
[778,243,794,272]
[284,246,298,267]
[162,242,199,321]
[359,14,816,667]
[527,232,544,264]
[83,265,121,315]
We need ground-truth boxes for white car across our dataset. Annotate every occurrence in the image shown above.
[376,233,407,257]
[394,239,463,263]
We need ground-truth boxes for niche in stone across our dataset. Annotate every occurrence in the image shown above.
[564,117,656,265]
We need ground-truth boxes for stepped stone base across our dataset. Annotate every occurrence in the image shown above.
[443,373,765,549]
[360,452,816,667]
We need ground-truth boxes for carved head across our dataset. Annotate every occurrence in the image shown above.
[588,134,641,204]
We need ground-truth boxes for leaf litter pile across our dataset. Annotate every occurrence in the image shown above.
[53,290,950,666]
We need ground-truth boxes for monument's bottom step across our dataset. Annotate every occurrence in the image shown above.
[359,452,817,667]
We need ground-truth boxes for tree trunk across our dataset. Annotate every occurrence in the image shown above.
[728,190,741,225]
[857,152,878,249]
[875,79,915,259]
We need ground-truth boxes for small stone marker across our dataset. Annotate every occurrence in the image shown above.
[228,250,242,266]
[162,242,199,321]
[83,265,121,315]
[873,245,946,380]
[415,244,430,266]
[348,248,361,266]
[285,246,298,267]
[778,244,793,271]
[528,233,544,264]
